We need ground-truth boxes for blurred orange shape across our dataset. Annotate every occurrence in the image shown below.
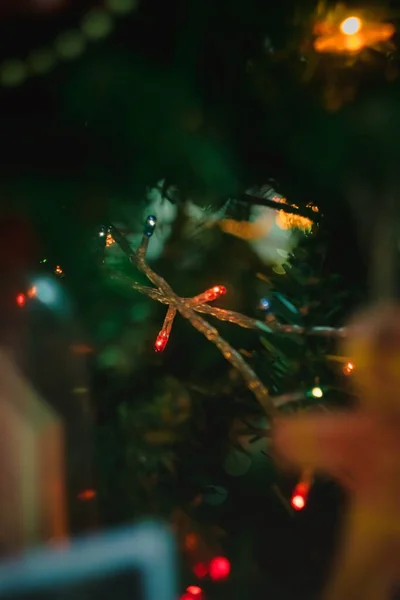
[77,489,96,501]
[314,19,394,54]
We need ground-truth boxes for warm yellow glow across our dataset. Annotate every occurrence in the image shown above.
[106,233,115,247]
[314,11,395,55]
[343,361,355,375]
[276,211,314,231]
[340,16,362,35]
[311,386,323,398]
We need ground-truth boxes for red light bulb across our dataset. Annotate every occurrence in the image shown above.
[187,586,202,595]
[209,556,230,581]
[193,563,208,578]
[16,293,26,307]
[206,285,226,301]
[186,586,203,598]
[154,331,169,353]
[291,494,305,510]
[290,480,310,511]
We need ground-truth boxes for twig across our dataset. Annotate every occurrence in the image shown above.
[242,193,320,222]
[109,219,277,419]
[107,273,347,338]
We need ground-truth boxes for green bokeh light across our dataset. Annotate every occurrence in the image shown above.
[28,48,56,74]
[105,0,139,14]
[55,30,86,60]
[81,9,114,41]
[0,59,27,87]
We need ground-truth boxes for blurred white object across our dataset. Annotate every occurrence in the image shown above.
[0,349,66,556]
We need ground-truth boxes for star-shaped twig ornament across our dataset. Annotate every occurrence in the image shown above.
[108,216,350,417]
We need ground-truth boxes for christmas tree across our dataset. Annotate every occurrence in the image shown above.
[0,0,397,598]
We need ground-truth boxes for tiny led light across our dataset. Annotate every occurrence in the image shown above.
[343,361,354,375]
[311,386,323,398]
[207,285,226,301]
[154,331,169,353]
[291,494,306,510]
[290,480,310,511]
[340,16,362,35]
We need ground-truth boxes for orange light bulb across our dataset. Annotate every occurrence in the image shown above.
[340,16,362,35]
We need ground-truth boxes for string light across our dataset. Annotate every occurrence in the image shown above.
[190,285,227,304]
[274,198,317,232]
[154,284,226,353]
[185,586,203,598]
[110,217,343,417]
[290,480,311,511]
[209,556,230,581]
[314,9,395,54]
[311,386,323,398]
[343,361,354,375]
[340,16,361,35]
[144,215,157,237]
[77,489,97,501]
[193,563,208,578]
[0,0,139,88]
[54,265,64,275]
[106,233,115,247]
[154,331,169,353]
[16,293,26,307]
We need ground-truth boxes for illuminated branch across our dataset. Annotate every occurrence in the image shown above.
[110,218,277,419]
[107,274,347,338]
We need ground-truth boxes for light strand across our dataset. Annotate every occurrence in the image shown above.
[110,219,277,418]
[0,0,139,88]
[107,273,346,338]
[290,470,313,511]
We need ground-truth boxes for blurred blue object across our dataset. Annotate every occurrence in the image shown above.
[0,522,176,600]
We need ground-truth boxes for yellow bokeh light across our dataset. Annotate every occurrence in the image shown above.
[311,386,323,398]
[106,233,115,247]
[340,16,362,35]
[343,361,355,375]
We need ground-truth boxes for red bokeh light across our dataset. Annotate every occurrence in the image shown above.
[193,563,208,578]
[290,480,309,511]
[291,494,305,510]
[16,293,26,307]
[77,489,97,501]
[209,556,230,581]
[186,585,203,597]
